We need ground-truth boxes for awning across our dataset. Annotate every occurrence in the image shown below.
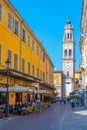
[0,86,29,92]
[0,87,12,92]
[12,86,29,92]
[36,89,47,94]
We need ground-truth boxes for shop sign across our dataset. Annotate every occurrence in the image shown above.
[31,83,39,88]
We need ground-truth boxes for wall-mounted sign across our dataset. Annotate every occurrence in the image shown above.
[31,83,39,88]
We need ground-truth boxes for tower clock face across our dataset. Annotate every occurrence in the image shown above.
[65,63,70,69]
[66,64,71,69]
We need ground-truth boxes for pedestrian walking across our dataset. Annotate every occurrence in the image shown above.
[63,97,66,104]
[59,97,62,104]
[71,99,75,111]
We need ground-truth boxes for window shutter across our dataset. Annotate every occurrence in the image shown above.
[0,4,2,22]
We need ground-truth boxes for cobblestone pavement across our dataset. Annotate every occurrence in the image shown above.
[0,103,66,130]
[60,105,87,130]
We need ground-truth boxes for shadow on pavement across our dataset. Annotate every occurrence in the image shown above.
[60,105,87,130]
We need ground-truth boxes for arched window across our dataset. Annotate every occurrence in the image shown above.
[65,33,66,40]
[64,50,67,56]
[67,33,69,39]
[70,33,72,39]
[69,49,72,57]
[66,71,69,77]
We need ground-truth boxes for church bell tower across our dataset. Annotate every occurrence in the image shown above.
[62,17,75,97]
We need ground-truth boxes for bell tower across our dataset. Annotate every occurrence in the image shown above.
[62,17,75,97]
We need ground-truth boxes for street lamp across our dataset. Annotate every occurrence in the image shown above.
[32,89,35,101]
[5,58,11,118]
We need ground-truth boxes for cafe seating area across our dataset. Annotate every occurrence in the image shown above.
[0,100,52,118]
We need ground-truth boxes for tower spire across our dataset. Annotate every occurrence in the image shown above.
[67,16,71,25]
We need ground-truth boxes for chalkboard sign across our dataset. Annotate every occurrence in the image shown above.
[36,101,41,111]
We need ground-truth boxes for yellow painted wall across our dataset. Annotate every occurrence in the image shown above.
[75,71,81,90]
[0,0,53,85]
[9,92,15,105]
[75,73,81,80]
[54,75,61,85]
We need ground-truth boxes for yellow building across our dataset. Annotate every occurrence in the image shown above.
[75,70,82,90]
[80,0,87,107]
[53,70,63,97]
[0,0,54,105]
[53,70,81,97]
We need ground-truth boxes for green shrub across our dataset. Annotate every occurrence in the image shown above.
[44,95,53,102]
[68,94,75,99]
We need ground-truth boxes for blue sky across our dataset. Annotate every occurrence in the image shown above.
[10,0,82,70]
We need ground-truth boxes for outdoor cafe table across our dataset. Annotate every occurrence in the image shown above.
[21,107,27,115]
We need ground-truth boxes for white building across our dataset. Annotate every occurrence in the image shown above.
[80,0,87,108]
[62,17,75,97]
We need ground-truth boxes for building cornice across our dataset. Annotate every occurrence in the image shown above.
[62,40,75,44]
[62,58,75,61]
[53,70,63,73]
[75,70,81,73]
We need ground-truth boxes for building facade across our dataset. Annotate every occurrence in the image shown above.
[53,70,81,98]
[62,17,75,97]
[75,70,82,90]
[53,70,63,97]
[80,0,87,108]
[0,0,54,105]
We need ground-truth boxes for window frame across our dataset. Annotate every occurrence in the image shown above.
[21,58,25,73]
[0,3,2,22]
[22,28,26,42]
[64,49,67,57]
[32,65,34,76]
[14,19,19,36]
[67,33,69,39]
[14,53,18,70]
[7,49,12,68]
[70,33,72,39]
[8,12,12,31]
[28,62,30,75]
[69,49,72,57]
[28,35,30,47]
[32,40,34,51]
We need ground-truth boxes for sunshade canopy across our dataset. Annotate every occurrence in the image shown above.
[0,86,29,92]
[36,89,47,94]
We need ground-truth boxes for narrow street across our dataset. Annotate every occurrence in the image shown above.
[0,103,66,130]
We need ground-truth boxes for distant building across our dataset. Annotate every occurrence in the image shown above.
[75,70,82,90]
[53,70,81,97]
[53,70,63,97]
